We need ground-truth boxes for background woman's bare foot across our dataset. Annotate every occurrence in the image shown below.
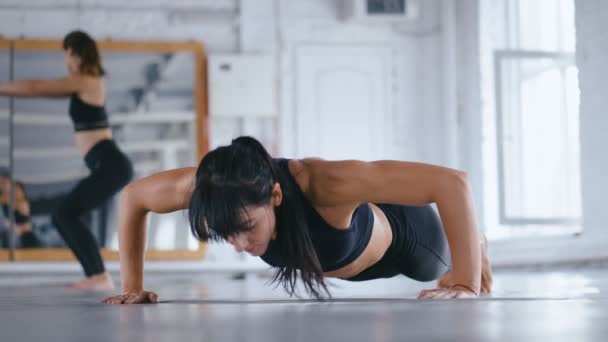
[437,235,493,294]
[65,272,115,292]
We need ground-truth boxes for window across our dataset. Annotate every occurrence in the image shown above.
[483,0,580,238]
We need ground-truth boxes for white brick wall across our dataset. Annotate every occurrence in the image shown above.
[576,0,608,235]
[0,0,238,50]
[0,0,237,10]
[0,0,450,163]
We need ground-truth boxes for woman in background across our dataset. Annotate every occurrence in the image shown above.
[0,176,43,248]
[0,30,133,291]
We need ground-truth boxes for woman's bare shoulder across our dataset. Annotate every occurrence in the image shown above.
[286,159,308,192]
[288,158,361,206]
[287,158,319,177]
[286,158,326,189]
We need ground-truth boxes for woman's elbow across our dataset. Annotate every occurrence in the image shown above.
[440,169,472,196]
[454,170,470,186]
[119,183,139,209]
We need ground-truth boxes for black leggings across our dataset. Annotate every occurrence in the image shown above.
[52,140,133,276]
[346,204,451,282]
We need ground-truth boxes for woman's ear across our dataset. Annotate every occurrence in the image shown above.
[271,182,282,207]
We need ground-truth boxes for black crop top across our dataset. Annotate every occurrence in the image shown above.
[2,205,30,225]
[260,159,374,272]
[68,94,109,132]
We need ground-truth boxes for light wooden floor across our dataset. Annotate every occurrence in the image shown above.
[0,268,606,341]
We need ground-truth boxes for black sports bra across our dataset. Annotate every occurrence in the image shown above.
[260,159,374,272]
[68,94,109,132]
[2,204,30,224]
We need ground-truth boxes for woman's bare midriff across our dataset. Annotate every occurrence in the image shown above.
[74,128,113,156]
[322,204,394,279]
[73,78,110,156]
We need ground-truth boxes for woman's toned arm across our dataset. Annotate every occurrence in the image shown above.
[0,76,82,98]
[102,167,196,304]
[304,159,482,298]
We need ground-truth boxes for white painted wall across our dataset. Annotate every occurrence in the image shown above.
[274,0,449,166]
[576,0,608,242]
[441,0,484,221]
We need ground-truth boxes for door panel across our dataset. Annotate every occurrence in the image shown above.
[295,45,392,161]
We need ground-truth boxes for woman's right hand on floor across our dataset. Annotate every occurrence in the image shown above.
[102,291,158,304]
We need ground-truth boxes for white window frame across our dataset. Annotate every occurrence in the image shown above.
[493,49,580,227]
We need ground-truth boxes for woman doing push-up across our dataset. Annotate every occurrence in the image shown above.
[103,136,492,304]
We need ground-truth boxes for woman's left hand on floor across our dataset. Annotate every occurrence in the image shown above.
[417,287,478,299]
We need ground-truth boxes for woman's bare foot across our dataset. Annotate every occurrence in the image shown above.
[437,235,493,294]
[65,272,115,292]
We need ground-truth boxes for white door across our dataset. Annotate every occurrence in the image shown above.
[294,45,393,161]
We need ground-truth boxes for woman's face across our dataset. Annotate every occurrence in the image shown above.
[225,183,282,257]
[14,184,25,201]
[0,179,25,202]
[226,204,276,256]
[64,48,80,73]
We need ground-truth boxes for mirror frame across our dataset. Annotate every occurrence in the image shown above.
[0,38,209,261]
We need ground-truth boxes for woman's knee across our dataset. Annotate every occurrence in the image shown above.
[51,202,78,228]
[408,262,450,282]
[403,244,451,282]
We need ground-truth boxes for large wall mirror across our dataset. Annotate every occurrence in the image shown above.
[0,40,10,261]
[0,39,208,262]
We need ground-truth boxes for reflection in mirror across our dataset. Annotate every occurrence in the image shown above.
[104,50,199,251]
[11,48,199,253]
[13,49,70,250]
[0,45,12,252]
